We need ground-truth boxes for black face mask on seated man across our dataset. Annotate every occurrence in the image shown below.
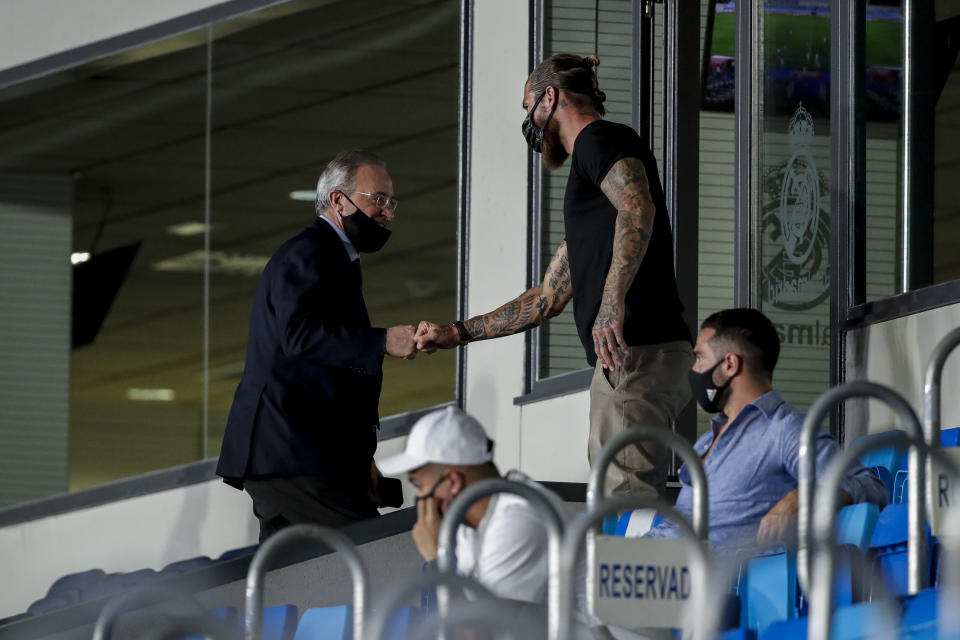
[339,191,392,253]
[687,359,731,414]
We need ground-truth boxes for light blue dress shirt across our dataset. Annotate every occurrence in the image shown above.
[645,390,888,550]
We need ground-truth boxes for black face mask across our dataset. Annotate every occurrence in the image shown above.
[416,475,447,503]
[521,90,556,153]
[339,191,391,253]
[688,359,730,414]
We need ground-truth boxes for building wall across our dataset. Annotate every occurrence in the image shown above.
[846,303,960,441]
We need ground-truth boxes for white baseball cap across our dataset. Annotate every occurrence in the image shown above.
[378,406,494,476]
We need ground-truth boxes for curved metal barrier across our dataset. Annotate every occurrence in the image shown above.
[558,495,711,640]
[144,613,241,640]
[940,501,960,636]
[365,570,496,640]
[436,477,565,639]
[923,327,960,532]
[798,381,926,594]
[405,597,547,640]
[587,425,709,539]
[244,524,368,640]
[91,585,211,640]
[923,326,960,446]
[808,431,960,639]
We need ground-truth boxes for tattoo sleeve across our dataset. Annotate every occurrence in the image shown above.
[459,241,573,342]
[598,157,656,303]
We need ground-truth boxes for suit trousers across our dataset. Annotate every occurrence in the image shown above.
[243,475,379,542]
[587,340,694,498]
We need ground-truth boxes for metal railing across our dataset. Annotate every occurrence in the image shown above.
[558,495,711,640]
[808,431,960,639]
[436,477,565,639]
[91,585,214,640]
[798,381,927,594]
[366,571,496,640]
[244,524,368,640]
[586,425,709,539]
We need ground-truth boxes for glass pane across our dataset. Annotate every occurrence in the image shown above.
[933,25,960,284]
[863,3,960,300]
[209,0,460,433]
[0,32,209,498]
[698,0,737,435]
[538,0,636,378]
[863,2,902,302]
[755,0,832,412]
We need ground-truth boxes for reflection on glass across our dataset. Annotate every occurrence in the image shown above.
[864,2,902,302]
[698,0,737,435]
[756,0,832,412]
[538,0,637,378]
[0,0,461,507]
[209,0,460,432]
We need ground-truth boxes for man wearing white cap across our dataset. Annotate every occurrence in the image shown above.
[381,407,664,639]
[379,406,551,603]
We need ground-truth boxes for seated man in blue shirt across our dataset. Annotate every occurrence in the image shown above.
[646,308,888,550]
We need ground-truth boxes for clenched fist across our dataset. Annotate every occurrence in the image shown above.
[385,325,418,359]
[415,320,460,353]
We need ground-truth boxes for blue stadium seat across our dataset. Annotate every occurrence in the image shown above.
[759,602,892,640]
[218,544,259,561]
[160,555,213,575]
[873,466,895,502]
[242,604,298,640]
[717,629,756,640]
[835,502,880,550]
[941,427,960,448]
[893,470,908,504]
[868,503,935,597]
[856,430,908,475]
[740,547,797,635]
[613,509,659,536]
[293,605,350,640]
[901,587,938,639]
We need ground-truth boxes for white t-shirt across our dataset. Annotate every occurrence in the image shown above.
[454,470,551,603]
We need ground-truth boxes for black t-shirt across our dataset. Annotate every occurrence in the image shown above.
[564,119,691,365]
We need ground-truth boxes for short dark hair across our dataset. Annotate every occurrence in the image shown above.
[527,54,607,116]
[700,308,780,378]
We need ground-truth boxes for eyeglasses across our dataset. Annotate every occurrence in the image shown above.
[348,190,399,213]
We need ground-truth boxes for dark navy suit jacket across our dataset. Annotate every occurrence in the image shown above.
[217,219,386,491]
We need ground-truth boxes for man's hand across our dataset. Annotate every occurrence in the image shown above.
[412,496,442,562]
[385,325,417,359]
[592,297,629,370]
[416,321,460,353]
[757,489,799,546]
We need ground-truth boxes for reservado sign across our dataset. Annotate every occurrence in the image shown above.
[587,535,697,628]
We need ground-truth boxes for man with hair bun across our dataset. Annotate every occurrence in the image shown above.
[416,53,693,501]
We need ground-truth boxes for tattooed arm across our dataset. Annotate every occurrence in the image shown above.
[592,157,656,369]
[415,242,573,352]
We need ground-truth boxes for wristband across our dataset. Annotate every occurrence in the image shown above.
[453,320,469,343]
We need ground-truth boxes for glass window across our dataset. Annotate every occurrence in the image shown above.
[0,0,461,507]
[754,0,832,413]
[863,2,960,302]
[537,0,641,379]
[698,0,737,434]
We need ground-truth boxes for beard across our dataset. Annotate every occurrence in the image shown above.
[541,123,569,169]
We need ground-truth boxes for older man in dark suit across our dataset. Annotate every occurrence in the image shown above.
[217,149,418,541]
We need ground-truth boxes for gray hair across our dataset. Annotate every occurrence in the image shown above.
[315,149,387,215]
